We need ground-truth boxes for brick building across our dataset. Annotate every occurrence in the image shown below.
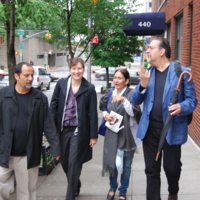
[152,0,200,147]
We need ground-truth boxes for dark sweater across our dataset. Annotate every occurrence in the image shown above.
[149,66,169,128]
[11,91,30,156]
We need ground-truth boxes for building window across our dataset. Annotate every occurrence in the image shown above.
[37,55,44,59]
[188,3,193,67]
[149,2,152,8]
[57,53,63,57]
[175,13,183,62]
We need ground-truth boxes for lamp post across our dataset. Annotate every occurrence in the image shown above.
[44,52,48,70]
[87,0,100,82]
[17,30,24,62]
[87,17,92,83]
[17,30,49,62]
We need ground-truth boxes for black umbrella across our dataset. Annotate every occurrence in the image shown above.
[155,71,192,161]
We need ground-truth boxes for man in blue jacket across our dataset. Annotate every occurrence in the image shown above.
[131,37,197,200]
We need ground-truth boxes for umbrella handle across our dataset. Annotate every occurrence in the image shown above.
[175,71,192,90]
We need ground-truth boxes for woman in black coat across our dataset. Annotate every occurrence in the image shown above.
[50,57,98,200]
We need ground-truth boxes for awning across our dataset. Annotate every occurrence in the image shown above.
[123,12,166,36]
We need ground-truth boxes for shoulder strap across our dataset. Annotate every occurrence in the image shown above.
[174,61,182,77]
[106,88,114,110]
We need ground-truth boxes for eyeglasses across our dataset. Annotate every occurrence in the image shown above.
[147,46,157,50]
[147,46,162,51]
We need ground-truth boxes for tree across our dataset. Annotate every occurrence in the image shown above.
[39,0,139,64]
[92,28,143,87]
[0,0,141,84]
[0,0,29,84]
[0,0,16,84]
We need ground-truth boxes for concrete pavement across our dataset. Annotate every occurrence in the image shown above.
[11,92,200,200]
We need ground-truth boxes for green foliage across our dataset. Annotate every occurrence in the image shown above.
[29,0,139,61]
[0,0,143,67]
[92,28,143,67]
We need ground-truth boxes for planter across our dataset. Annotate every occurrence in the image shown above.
[100,83,112,94]
[39,142,59,176]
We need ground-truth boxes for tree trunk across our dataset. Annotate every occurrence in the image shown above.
[4,0,16,84]
[106,67,109,89]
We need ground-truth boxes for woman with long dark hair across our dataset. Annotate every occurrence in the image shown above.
[99,68,141,200]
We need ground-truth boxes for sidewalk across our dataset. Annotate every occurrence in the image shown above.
[11,93,200,200]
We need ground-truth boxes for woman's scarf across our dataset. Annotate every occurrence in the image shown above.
[102,87,139,176]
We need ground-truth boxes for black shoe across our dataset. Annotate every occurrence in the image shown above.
[107,189,115,200]
[168,194,177,200]
[75,180,81,197]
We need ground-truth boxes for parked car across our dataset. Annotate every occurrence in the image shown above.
[0,73,9,89]
[49,73,59,82]
[128,69,141,85]
[95,68,116,81]
[32,66,51,90]
[94,67,140,85]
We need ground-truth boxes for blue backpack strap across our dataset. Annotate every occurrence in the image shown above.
[98,87,114,136]
[106,88,114,110]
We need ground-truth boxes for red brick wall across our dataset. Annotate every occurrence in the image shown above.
[152,0,200,147]
[190,0,200,146]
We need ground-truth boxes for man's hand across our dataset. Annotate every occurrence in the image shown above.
[89,139,98,147]
[54,156,60,161]
[138,65,151,88]
[168,103,182,115]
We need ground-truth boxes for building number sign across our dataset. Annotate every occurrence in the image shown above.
[138,21,151,27]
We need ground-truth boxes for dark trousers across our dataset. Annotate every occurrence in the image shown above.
[143,126,182,200]
[60,126,82,200]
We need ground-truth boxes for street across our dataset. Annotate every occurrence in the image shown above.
[9,66,200,200]
[43,67,111,102]
[43,66,137,103]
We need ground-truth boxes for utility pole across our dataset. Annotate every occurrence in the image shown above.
[87,18,92,83]
[17,30,49,64]
[17,30,24,62]
[87,0,100,82]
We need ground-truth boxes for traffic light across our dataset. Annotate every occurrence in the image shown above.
[15,50,19,55]
[45,33,52,39]
[91,0,99,3]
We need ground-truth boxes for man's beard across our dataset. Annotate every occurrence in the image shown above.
[24,83,32,89]
[147,57,152,63]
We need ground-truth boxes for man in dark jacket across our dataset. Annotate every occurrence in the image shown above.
[0,62,60,200]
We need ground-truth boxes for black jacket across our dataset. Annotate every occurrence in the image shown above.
[50,76,98,164]
[0,84,61,169]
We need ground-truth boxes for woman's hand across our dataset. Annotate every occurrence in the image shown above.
[89,139,98,147]
[112,96,125,103]
[105,114,114,122]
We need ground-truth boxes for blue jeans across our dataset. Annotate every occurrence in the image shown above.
[109,155,133,196]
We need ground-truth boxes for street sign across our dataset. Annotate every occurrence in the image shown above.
[19,43,24,49]
[123,12,166,36]
[90,36,98,43]
[17,30,24,36]
[44,52,48,65]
